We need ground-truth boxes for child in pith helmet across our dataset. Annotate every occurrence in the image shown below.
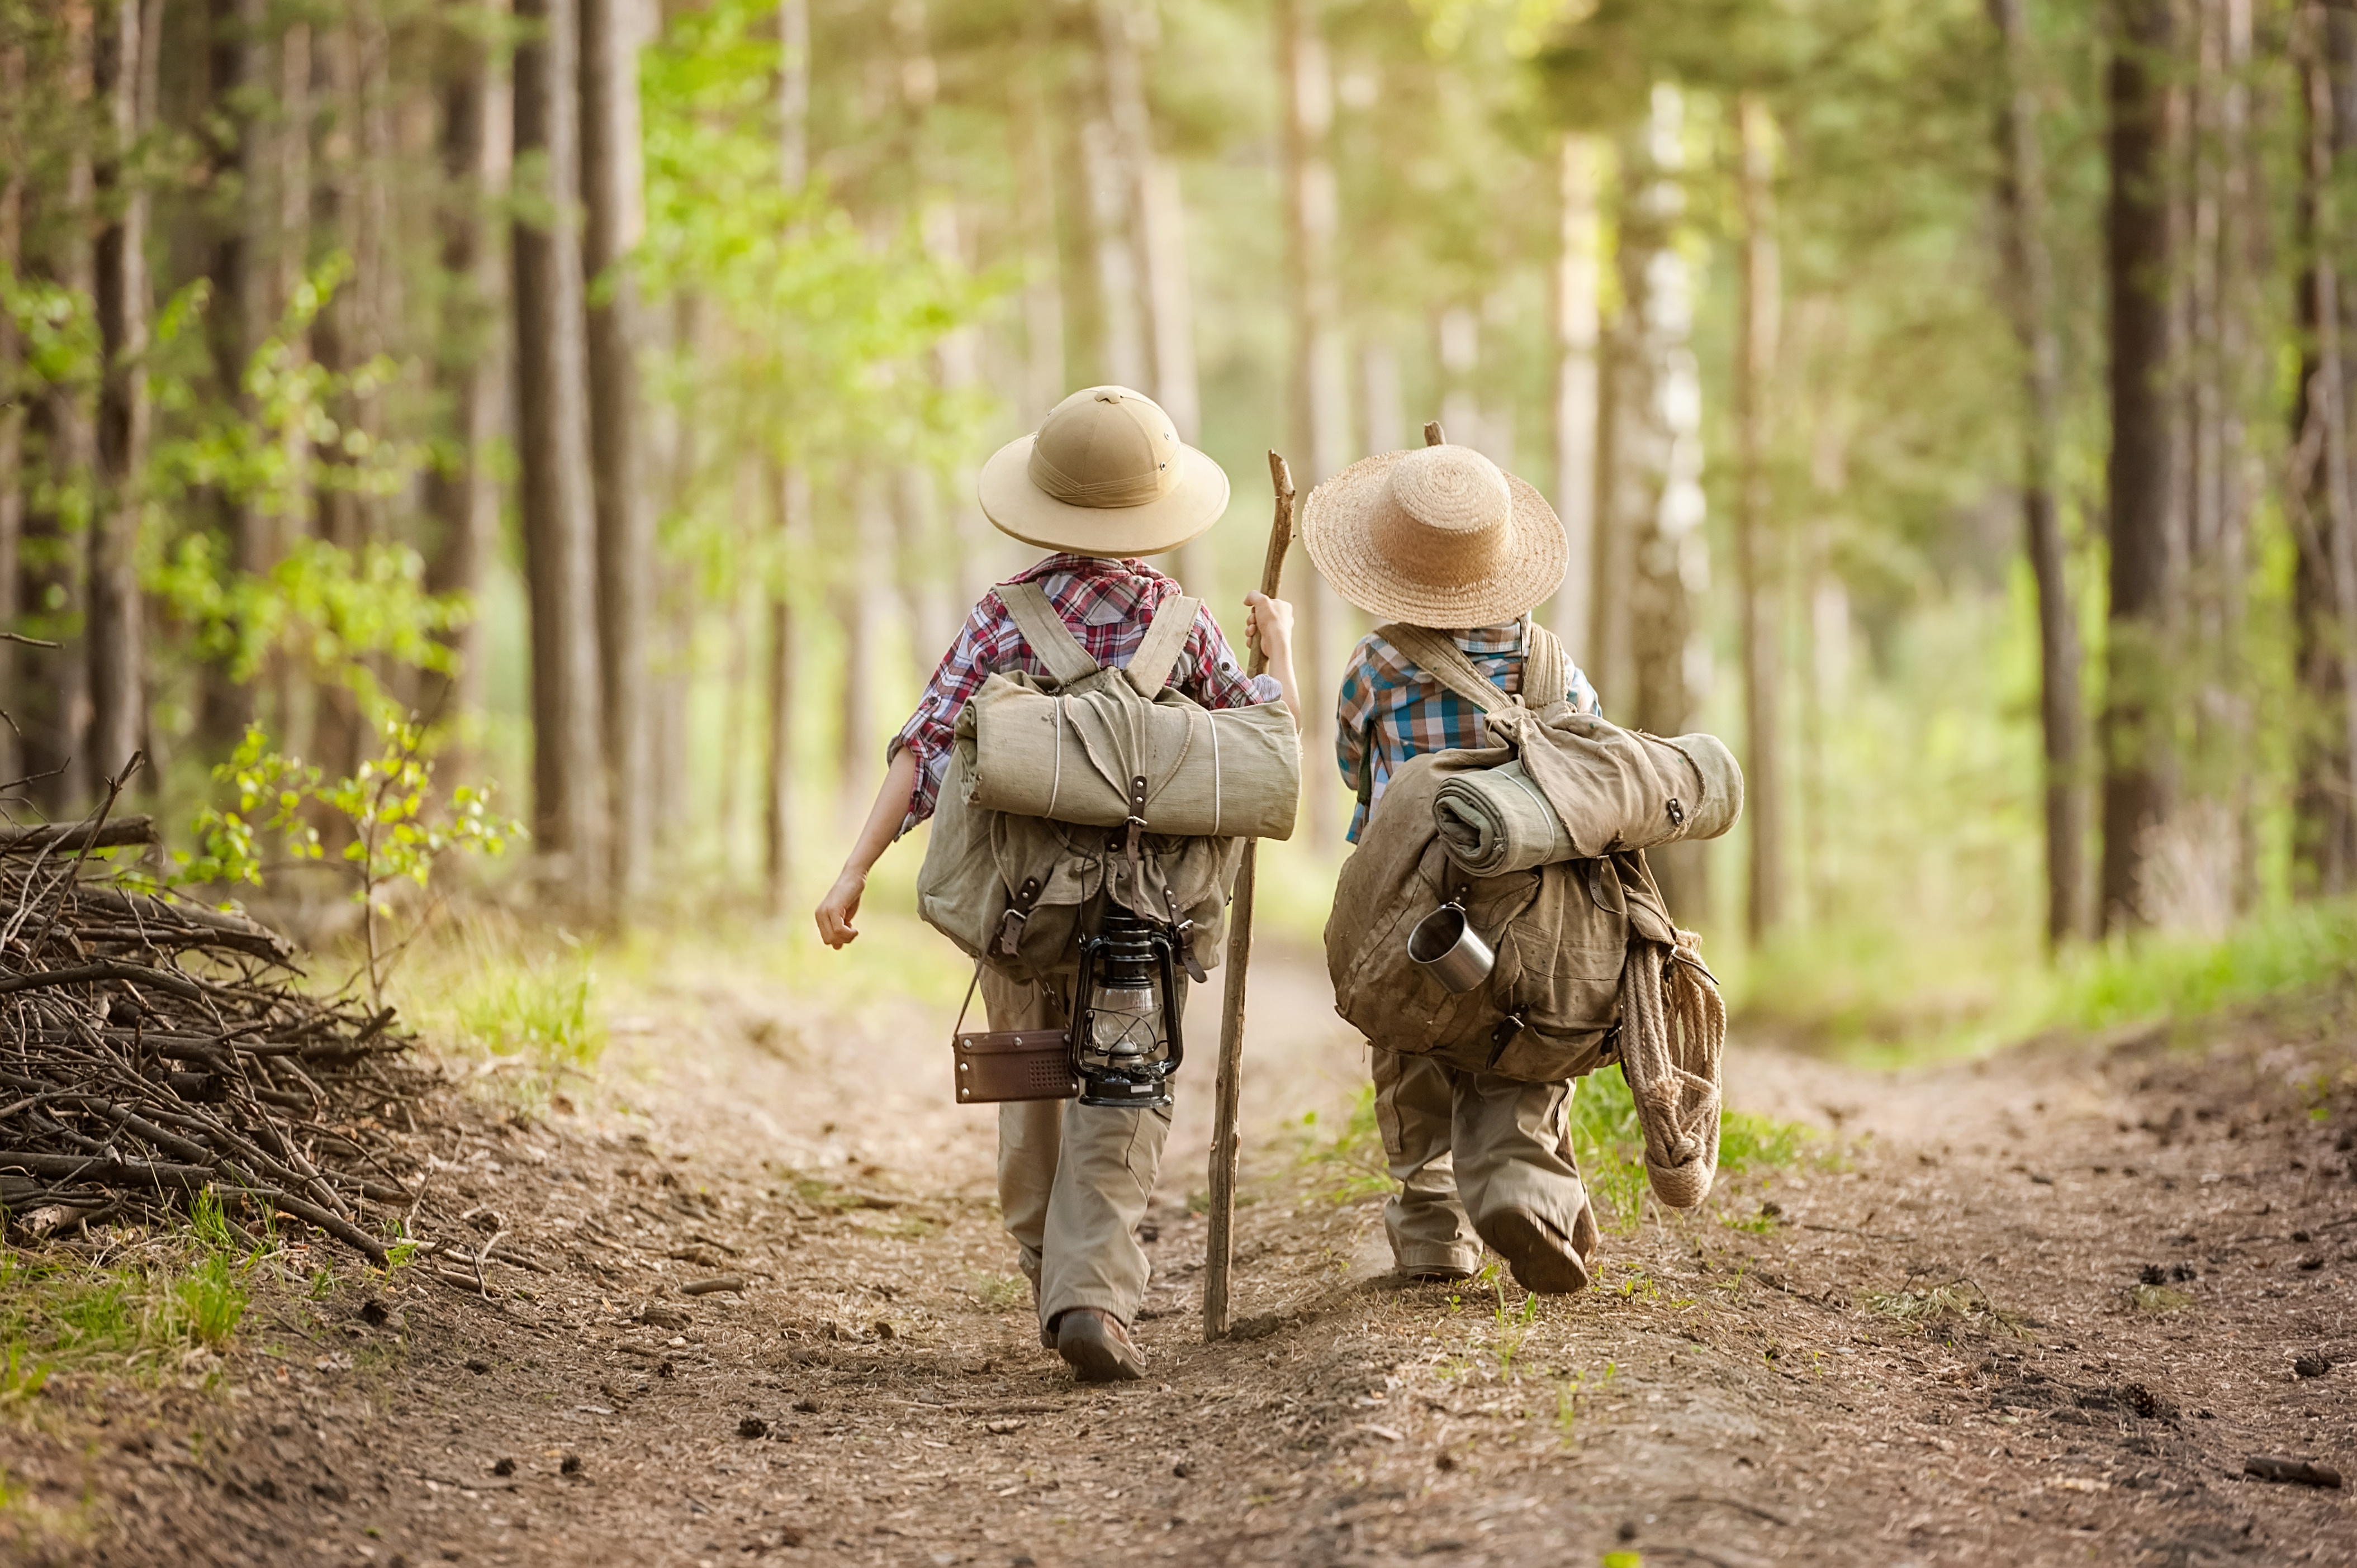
[815,386,1300,1381]
[1300,435,1606,1293]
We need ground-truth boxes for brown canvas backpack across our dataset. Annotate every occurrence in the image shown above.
[1324,621,1739,1208]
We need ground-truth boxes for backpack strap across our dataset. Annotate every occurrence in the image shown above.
[998,581,1102,685]
[1378,623,1514,715]
[1523,620,1571,708]
[1124,593,1201,699]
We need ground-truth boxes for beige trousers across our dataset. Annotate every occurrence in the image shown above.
[983,968,1172,1335]
[1370,1048,1595,1276]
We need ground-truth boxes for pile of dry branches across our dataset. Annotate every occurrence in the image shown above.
[0,815,422,1262]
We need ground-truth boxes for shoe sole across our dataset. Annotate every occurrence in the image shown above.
[1482,1209,1592,1295]
[1056,1319,1145,1382]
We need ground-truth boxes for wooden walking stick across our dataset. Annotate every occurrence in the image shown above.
[1204,449,1296,1342]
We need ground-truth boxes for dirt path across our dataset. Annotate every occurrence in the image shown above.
[4,944,2355,1567]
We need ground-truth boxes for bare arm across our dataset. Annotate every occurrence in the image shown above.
[813,748,921,949]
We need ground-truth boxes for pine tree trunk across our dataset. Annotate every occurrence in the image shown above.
[1605,85,1710,916]
[763,0,809,913]
[1013,36,1066,426]
[580,0,651,903]
[88,0,151,788]
[309,18,363,780]
[37,3,98,812]
[2296,2,2357,899]
[1990,0,2089,946]
[0,40,24,789]
[1548,132,1602,659]
[197,0,266,752]
[1279,0,1345,845]
[513,0,611,908]
[421,2,506,749]
[1734,95,1783,945]
[2100,0,2180,934]
[765,464,808,911]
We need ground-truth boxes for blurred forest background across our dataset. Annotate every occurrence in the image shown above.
[5,0,2357,1051]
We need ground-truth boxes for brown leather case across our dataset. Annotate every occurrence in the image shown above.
[953,1028,1079,1104]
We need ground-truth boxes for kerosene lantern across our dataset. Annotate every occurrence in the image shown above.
[1071,906,1184,1107]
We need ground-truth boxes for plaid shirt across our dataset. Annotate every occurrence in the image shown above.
[891,553,1279,834]
[1335,620,1602,843]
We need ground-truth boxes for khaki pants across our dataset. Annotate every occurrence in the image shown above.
[983,968,1172,1336]
[1370,1048,1596,1276]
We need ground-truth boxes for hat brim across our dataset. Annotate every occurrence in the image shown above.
[1299,449,1570,628]
[978,434,1231,557]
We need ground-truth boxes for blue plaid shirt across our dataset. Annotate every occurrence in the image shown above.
[1335,619,1602,843]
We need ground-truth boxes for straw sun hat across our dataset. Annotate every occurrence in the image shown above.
[978,386,1230,557]
[1300,443,1568,629]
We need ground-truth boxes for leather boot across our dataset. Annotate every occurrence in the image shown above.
[1052,1308,1145,1382]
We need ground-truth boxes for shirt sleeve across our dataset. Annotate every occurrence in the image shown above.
[1177,604,1282,710]
[1334,635,1382,792]
[888,594,1008,834]
[1561,649,1604,715]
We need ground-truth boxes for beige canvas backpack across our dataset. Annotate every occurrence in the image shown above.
[1324,622,1738,1209]
[917,585,1271,985]
[962,585,1300,840]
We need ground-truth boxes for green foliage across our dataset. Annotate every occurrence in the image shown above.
[168,720,520,1005]
[145,258,460,721]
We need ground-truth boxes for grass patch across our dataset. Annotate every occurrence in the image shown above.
[1294,1089,1391,1205]
[396,914,606,1108]
[1572,1068,1819,1232]
[1858,1279,2033,1341]
[0,1197,259,1398]
[1742,896,2357,1067]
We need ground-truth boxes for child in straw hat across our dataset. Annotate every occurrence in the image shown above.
[815,387,1299,1381]
[1300,437,1606,1293]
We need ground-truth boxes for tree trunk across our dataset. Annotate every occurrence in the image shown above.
[836,475,890,820]
[513,0,610,908]
[765,463,808,911]
[1734,95,1783,945]
[1012,37,1066,427]
[2100,0,2180,935]
[32,3,98,814]
[2296,2,2357,901]
[1548,132,1602,660]
[2296,0,2357,895]
[88,0,151,788]
[763,0,809,913]
[309,17,364,780]
[1602,85,1710,916]
[421,1,508,748]
[1989,0,2089,947]
[1279,0,1345,845]
[197,0,267,752]
[580,0,652,904]
[0,40,24,788]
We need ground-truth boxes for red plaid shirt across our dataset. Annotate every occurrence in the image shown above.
[891,553,1278,834]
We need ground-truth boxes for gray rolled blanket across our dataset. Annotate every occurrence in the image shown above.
[1431,759,1573,877]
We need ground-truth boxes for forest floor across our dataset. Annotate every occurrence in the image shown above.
[2,934,2355,1568]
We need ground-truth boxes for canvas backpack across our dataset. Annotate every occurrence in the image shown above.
[1324,621,1736,1209]
[916,585,1270,986]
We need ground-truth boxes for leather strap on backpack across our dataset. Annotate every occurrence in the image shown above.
[1380,616,1570,714]
[999,582,1103,685]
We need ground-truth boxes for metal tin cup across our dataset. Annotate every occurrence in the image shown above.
[1408,901,1495,994]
